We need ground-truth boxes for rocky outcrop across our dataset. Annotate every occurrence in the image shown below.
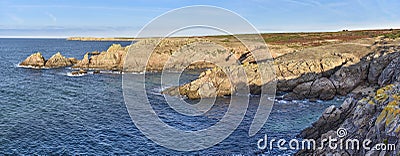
[368,46,400,84]
[378,57,400,87]
[296,84,400,155]
[163,38,400,100]
[123,38,240,72]
[329,58,370,95]
[71,69,87,76]
[162,63,266,99]
[44,52,73,68]
[285,77,336,100]
[72,39,231,71]
[73,44,128,70]
[19,52,46,68]
[20,52,75,68]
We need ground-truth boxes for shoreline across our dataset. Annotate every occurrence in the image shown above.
[15,29,400,155]
[66,29,399,42]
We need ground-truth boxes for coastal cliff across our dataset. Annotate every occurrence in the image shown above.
[21,30,400,102]
[296,83,400,155]
[163,37,400,101]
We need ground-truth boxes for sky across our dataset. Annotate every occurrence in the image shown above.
[0,0,399,38]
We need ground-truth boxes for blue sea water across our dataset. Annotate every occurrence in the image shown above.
[0,38,344,155]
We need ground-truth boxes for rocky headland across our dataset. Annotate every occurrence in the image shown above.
[20,30,400,154]
[21,30,400,102]
[296,83,400,155]
[162,37,400,101]
[20,52,75,68]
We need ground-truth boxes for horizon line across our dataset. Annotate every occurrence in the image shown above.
[0,28,398,39]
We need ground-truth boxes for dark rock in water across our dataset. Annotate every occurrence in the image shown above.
[71,69,87,75]
[161,86,180,96]
[19,52,46,68]
[309,98,318,102]
[68,58,78,64]
[44,52,72,68]
[90,51,101,55]
[93,70,100,74]
[78,69,87,74]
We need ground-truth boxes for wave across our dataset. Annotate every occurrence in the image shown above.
[16,63,51,69]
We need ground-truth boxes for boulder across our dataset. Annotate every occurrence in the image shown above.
[19,52,46,68]
[71,69,87,75]
[290,81,313,99]
[310,77,336,100]
[284,77,336,100]
[44,52,72,68]
[329,61,369,95]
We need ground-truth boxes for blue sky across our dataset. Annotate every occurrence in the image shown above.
[0,0,399,37]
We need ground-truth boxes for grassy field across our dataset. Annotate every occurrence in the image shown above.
[68,29,400,43]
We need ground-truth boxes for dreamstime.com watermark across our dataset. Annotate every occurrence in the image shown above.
[122,5,276,151]
[257,128,396,152]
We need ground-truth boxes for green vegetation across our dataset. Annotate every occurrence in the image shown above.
[263,34,302,43]
[383,32,400,39]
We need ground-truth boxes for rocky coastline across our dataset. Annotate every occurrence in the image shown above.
[19,52,76,69]
[21,35,400,101]
[20,31,400,154]
[162,37,400,101]
[296,83,399,155]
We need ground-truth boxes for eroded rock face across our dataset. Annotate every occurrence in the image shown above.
[44,52,73,68]
[284,77,336,100]
[296,84,400,155]
[163,38,400,101]
[73,44,128,70]
[19,52,46,68]
[329,60,370,95]
[368,47,400,84]
[378,57,400,86]
[20,52,76,68]
[311,77,336,100]
[164,62,275,99]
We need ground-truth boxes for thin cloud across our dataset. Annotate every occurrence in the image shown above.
[7,14,24,24]
[8,4,167,12]
[282,0,318,7]
[45,12,57,22]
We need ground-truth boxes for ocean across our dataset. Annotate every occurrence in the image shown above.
[0,38,344,155]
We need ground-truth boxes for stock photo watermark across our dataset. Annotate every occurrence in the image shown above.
[122,5,276,151]
[257,128,396,152]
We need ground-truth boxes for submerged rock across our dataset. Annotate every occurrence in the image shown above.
[19,52,46,68]
[44,52,73,68]
[71,69,87,75]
